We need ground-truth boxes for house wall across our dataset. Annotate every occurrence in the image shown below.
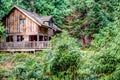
[2,8,54,42]
[4,9,37,34]
[4,8,51,35]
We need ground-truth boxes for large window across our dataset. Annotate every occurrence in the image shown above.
[20,18,26,32]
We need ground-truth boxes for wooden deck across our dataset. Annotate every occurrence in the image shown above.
[0,41,50,52]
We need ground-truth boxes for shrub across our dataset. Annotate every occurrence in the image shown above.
[42,31,83,79]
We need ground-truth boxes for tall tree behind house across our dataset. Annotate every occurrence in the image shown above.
[63,0,115,47]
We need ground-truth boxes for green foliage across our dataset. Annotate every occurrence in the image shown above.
[0,22,6,37]
[89,1,120,79]
[0,53,44,80]
[0,0,120,80]
[0,0,71,27]
[64,0,115,38]
[10,59,42,80]
[42,31,82,79]
[92,52,120,80]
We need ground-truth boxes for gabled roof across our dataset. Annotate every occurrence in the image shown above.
[40,16,53,21]
[4,5,62,32]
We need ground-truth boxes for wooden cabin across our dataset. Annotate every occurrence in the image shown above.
[0,5,61,52]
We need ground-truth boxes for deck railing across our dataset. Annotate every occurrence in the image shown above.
[0,41,50,49]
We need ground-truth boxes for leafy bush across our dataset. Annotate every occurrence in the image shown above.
[2,53,43,80]
[10,60,42,80]
[42,31,83,79]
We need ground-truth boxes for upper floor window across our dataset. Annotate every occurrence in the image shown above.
[49,21,53,27]
[19,18,26,32]
[20,18,26,25]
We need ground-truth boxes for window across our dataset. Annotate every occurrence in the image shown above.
[49,21,53,27]
[29,35,37,41]
[49,37,51,40]
[20,18,26,25]
[20,18,26,32]
[39,36,43,41]
[6,36,13,42]
[44,36,48,41]
[17,35,24,42]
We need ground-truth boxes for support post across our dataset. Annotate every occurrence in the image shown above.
[13,35,17,42]
[37,34,39,41]
[43,35,44,41]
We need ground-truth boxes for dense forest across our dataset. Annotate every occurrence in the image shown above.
[0,0,120,80]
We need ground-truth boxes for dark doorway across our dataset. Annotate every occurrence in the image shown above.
[39,36,43,41]
[29,35,37,41]
[6,36,13,42]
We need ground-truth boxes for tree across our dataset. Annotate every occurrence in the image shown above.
[89,0,120,79]
[0,22,6,37]
[63,0,115,47]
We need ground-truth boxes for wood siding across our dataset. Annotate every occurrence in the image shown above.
[5,9,26,33]
[0,7,55,51]
[4,8,51,35]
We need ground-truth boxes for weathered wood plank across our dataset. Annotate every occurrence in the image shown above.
[4,8,51,35]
